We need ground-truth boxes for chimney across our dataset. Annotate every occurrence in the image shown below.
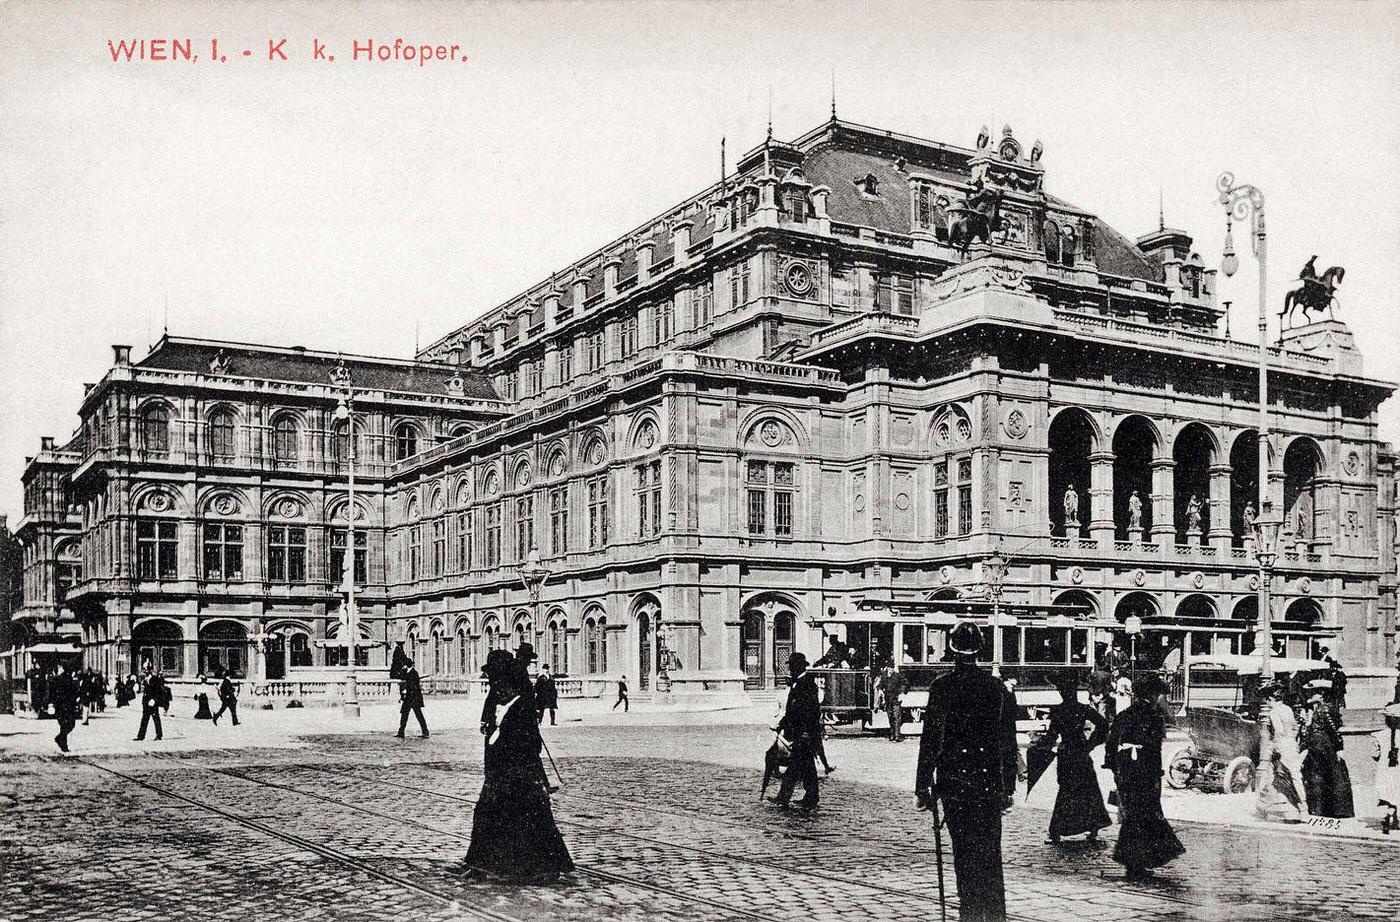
[671,220,693,262]
[635,240,655,284]
[602,258,621,300]
[41,436,55,451]
[543,289,563,331]
[112,344,132,366]
[571,273,589,311]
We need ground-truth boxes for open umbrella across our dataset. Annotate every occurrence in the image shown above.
[1025,738,1057,794]
[760,734,791,800]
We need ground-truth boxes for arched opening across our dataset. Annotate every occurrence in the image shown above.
[1283,438,1323,545]
[584,614,607,675]
[772,611,795,682]
[511,614,532,651]
[1114,591,1160,624]
[208,408,237,462]
[545,615,567,674]
[740,611,765,690]
[456,626,469,675]
[199,621,248,677]
[1052,589,1099,619]
[271,415,299,467]
[1229,431,1259,547]
[1176,594,1218,621]
[140,404,172,456]
[1049,408,1094,536]
[637,610,651,690]
[429,626,444,675]
[1113,416,1157,539]
[1283,598,1323,627]
[394,423,421,461]
[132,619,184,676]
[1173,424,1214,543]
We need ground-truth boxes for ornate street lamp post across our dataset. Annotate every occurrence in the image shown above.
[333,371,362,719]
[1219,174,1284,813]
[985,549,1007,677]
[655,621,673,694]
[519,545,550,662]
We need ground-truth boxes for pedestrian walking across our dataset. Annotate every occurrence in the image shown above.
[915,621,1018,922]
[535,665,559,725]
[769,652,822,810]
[461,650,574,882]
[612,675,629,712]
[212,672,240,726]
[814,675,836,774]
[48,662,81,753]
[1324,654,1349,727]
[134,666,167,742]
[1044,672,1111,843]
[879,664,907,742]
[193,675,215,720]
[1373,700,1400,833]
[389,640,410,681]
[1301,683,1353,818]
[397,657,429,738]
[1260,680,1306,820]
[1104,673,1184,882]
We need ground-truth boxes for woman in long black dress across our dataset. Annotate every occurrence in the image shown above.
[1302,685,1354,819]
[1104,673,1184,881]
[1045,673,1111,843]
[463,650,574,883]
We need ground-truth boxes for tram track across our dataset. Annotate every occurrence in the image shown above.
[136,752,794,922]
[75,756,527,922]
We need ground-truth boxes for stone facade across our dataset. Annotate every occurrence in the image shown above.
[9,118,1398,705]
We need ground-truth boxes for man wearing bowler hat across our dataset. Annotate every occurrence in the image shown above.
[769,651,822,810]
[916,620,1018,922]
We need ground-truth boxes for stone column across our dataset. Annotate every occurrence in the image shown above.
[1150,457,1176,548]
[1208,462,1232,551]
[1089,450,1115,544]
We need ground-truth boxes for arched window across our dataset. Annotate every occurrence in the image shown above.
[332,420,359,469]
[395,423,420,461]
[547,617,567,674]
[585,617,607,674]
[132,619,184,676]
[272,416,299,465]
[140,404,171,455]
[208,409,236,461]
[289,632,313,667]
[456,626,469,675]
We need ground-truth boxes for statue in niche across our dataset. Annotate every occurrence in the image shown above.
[1128,491,1143,530]
[1063,484,1080,527]
[1242,500,1257,536]
[1185,494,1202,532]
[1293,496,1311,540]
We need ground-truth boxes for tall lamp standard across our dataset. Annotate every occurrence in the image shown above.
[333,382,362,719]
[1218,173,1284,811]
[520,546,550,662]
[655,622,673,694]
[985,549,1007,677]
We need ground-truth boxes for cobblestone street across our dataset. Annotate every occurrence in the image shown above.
[1,715,1395,922]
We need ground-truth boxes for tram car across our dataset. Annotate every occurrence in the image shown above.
[809,598,1116,733]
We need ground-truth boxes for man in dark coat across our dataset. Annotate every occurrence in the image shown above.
[212,671,240,726]
[389,641,410,681]
[49,662,81,753]
[535,665,559,725]
[397,657,429,738]
[880,665,908,742]
[134,667,166,741]
[916,621,1018,922]
[770,652,822,809]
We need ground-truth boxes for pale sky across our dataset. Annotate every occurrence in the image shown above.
[2,0,1398,518]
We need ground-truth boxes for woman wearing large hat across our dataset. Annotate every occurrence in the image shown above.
[1042,670,1111,844]
[462,649,574,882]
[1104,672,1184,881]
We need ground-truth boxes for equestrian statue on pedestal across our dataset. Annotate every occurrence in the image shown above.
[1281,255,1344,328]
[947,175,1003,259]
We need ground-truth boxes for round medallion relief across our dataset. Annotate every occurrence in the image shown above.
[1131,568,1146,587]
[760,420,784,447]
[1190,571,1205,590]
[1249,575,1260,592]
[1070,566,1084,585]
[145,492,171,512]
[1344,451,1361,476]
[894,493,910,511]
[939,565,954,585]
[277,499,300,518]
[213,495,237,515]
[1004,409,1029,440]
[1298,577,1312,595]
[784,262,813,296]
[853,494,866,513]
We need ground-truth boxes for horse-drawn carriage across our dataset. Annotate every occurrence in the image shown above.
[1165,652,1329,794]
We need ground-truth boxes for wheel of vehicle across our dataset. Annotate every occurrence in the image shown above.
[1166,748,1196,790]
[1223,755,1256,794]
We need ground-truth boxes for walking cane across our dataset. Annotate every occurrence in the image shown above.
[539,736,564,791]
[931,794,948,922]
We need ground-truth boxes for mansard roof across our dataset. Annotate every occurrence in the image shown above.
[137,336,500,400]
[421,117,1171,357]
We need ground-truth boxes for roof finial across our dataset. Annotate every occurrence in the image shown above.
[720,136,726,193]
[1158,186,1165,232]
[162,293,169,337]
[830,67,837,121]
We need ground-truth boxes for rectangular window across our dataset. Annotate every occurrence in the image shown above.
[652,301,674,344]
[635,461,662,538]
[745,460,796,538]
[523,360,542,397]
[774,489,793,538]
[202,523,243,581]
[499,372,517,401]
[408,525,422,580]
[549,486,569,555]
[696,281,713,325]
[747,489,766,535]
[831,268,856,309]
[585,331,604,372]
[618,316,638,358]
[430,519,446,576]
[484,504,501,567]
[957,457,973,536]
[515,495,534,559]
[555,345,573,384]
[740,262,751,303]
[329,528,367,585]
[455,511,470,571]
[587,474,609,548]
[267,525,307,583]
